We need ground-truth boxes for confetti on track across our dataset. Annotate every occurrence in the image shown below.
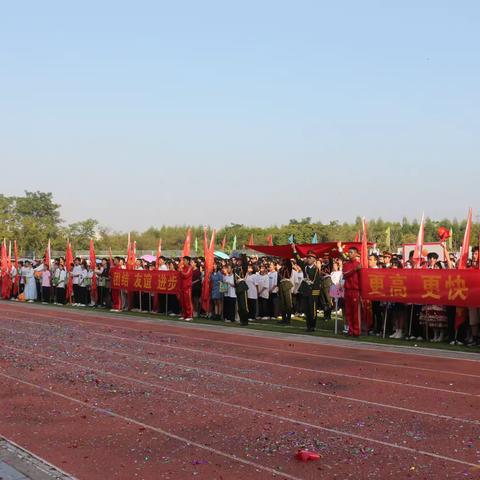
[0,302,479,479]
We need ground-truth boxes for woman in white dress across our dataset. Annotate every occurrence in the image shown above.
[21,261,37,302]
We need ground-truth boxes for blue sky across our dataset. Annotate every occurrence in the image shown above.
[1,1,479,230]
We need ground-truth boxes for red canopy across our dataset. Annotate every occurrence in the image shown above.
[249,242,371,259]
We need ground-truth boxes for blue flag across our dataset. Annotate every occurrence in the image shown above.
[311,233,318,244]
[288,234,295,244]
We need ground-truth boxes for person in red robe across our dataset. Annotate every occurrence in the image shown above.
[179,256,193,321]
[341,246,362,336]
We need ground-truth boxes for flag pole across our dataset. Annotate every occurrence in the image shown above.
[408,304,414,339]
[382,305,388,339]
[334,298,338,335]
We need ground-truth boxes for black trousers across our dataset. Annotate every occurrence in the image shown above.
[268,293,279,318]
[78,286,87,305]
[41,286,51,303]
[247,298,257,319]
[73,284,81,304]
[372,301,383,333]
[56,287,66,304]
[258,297,269,318]
[223,296,236,322]
[302,294,319,330]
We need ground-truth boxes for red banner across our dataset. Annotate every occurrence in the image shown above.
[250,242,372,259]
[360,268,480,307]
[110,268,179,294]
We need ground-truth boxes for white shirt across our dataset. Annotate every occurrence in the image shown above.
[330,271,343,285]
[223,274,236,298]
[292,270,304,294]
[54,269,67,288]
[268,271,278,294]
[72,265,82,285]
[245,273,260,299]
[257,274,270,299]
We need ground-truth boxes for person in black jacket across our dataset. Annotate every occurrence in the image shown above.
[233,254,250,326]
[292,245,323,332]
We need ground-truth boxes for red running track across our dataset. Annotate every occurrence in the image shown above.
[0,302,479,479]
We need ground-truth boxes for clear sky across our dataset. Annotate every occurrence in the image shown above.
[1,1,479,231]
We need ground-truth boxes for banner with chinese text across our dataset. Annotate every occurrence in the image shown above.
[360,269,480,307]
[110,268,179,294]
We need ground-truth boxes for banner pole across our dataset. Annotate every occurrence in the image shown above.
[334,298,338,335]
[408,304,414,338]
[382,305,388,339]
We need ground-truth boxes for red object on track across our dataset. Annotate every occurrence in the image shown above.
[295,450,320,462]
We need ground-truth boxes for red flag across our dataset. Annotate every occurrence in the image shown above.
[361,218,368,269]
[89,239,97,303]
[182,228,191,257]
[156,239,162,270]
[201,229,216,313]
[458,208,472,270]
[1,239,11,299]
[126,234,136,270]
[203,228,208,259]
[13,240,19,296]
[126,233,132,269]
[65,240,74,303]
[221,235,226,250]
[44,239,51,270]
[267,234,273,246]
[248,233,254,247]
[478,233,480,270]
[413,213,425,268]
[7,241,12,270]
[1,240,8,275]
[354,231,360,242]
[109,247,114,268]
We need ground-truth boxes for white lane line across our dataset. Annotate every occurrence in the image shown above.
[0,327,478,425]
[0,369,304,480]
[1,316,475,397]
[2,344,480,472]
[3,305,480,378]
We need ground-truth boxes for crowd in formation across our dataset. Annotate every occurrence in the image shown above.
[3,242,480,348]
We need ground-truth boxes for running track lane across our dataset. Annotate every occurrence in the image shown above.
[0,303,479,479]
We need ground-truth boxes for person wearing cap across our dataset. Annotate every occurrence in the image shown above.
[291,245,322,332]
[339,244,362,336]
[178,256,193,321]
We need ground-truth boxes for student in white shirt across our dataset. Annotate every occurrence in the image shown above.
[292,262,304,315]
[268,262,279,319]
[53,265,67,304]
[222,265,236,322]
[41,268,52,304]
[71,258,83,306]
[77,260,89,306]
[257,265,270,319]
[245,265,260,321]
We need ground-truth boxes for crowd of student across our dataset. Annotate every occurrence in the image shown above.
[3,243,479,347]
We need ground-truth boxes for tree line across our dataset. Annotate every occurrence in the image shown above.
[1,191,479,255]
